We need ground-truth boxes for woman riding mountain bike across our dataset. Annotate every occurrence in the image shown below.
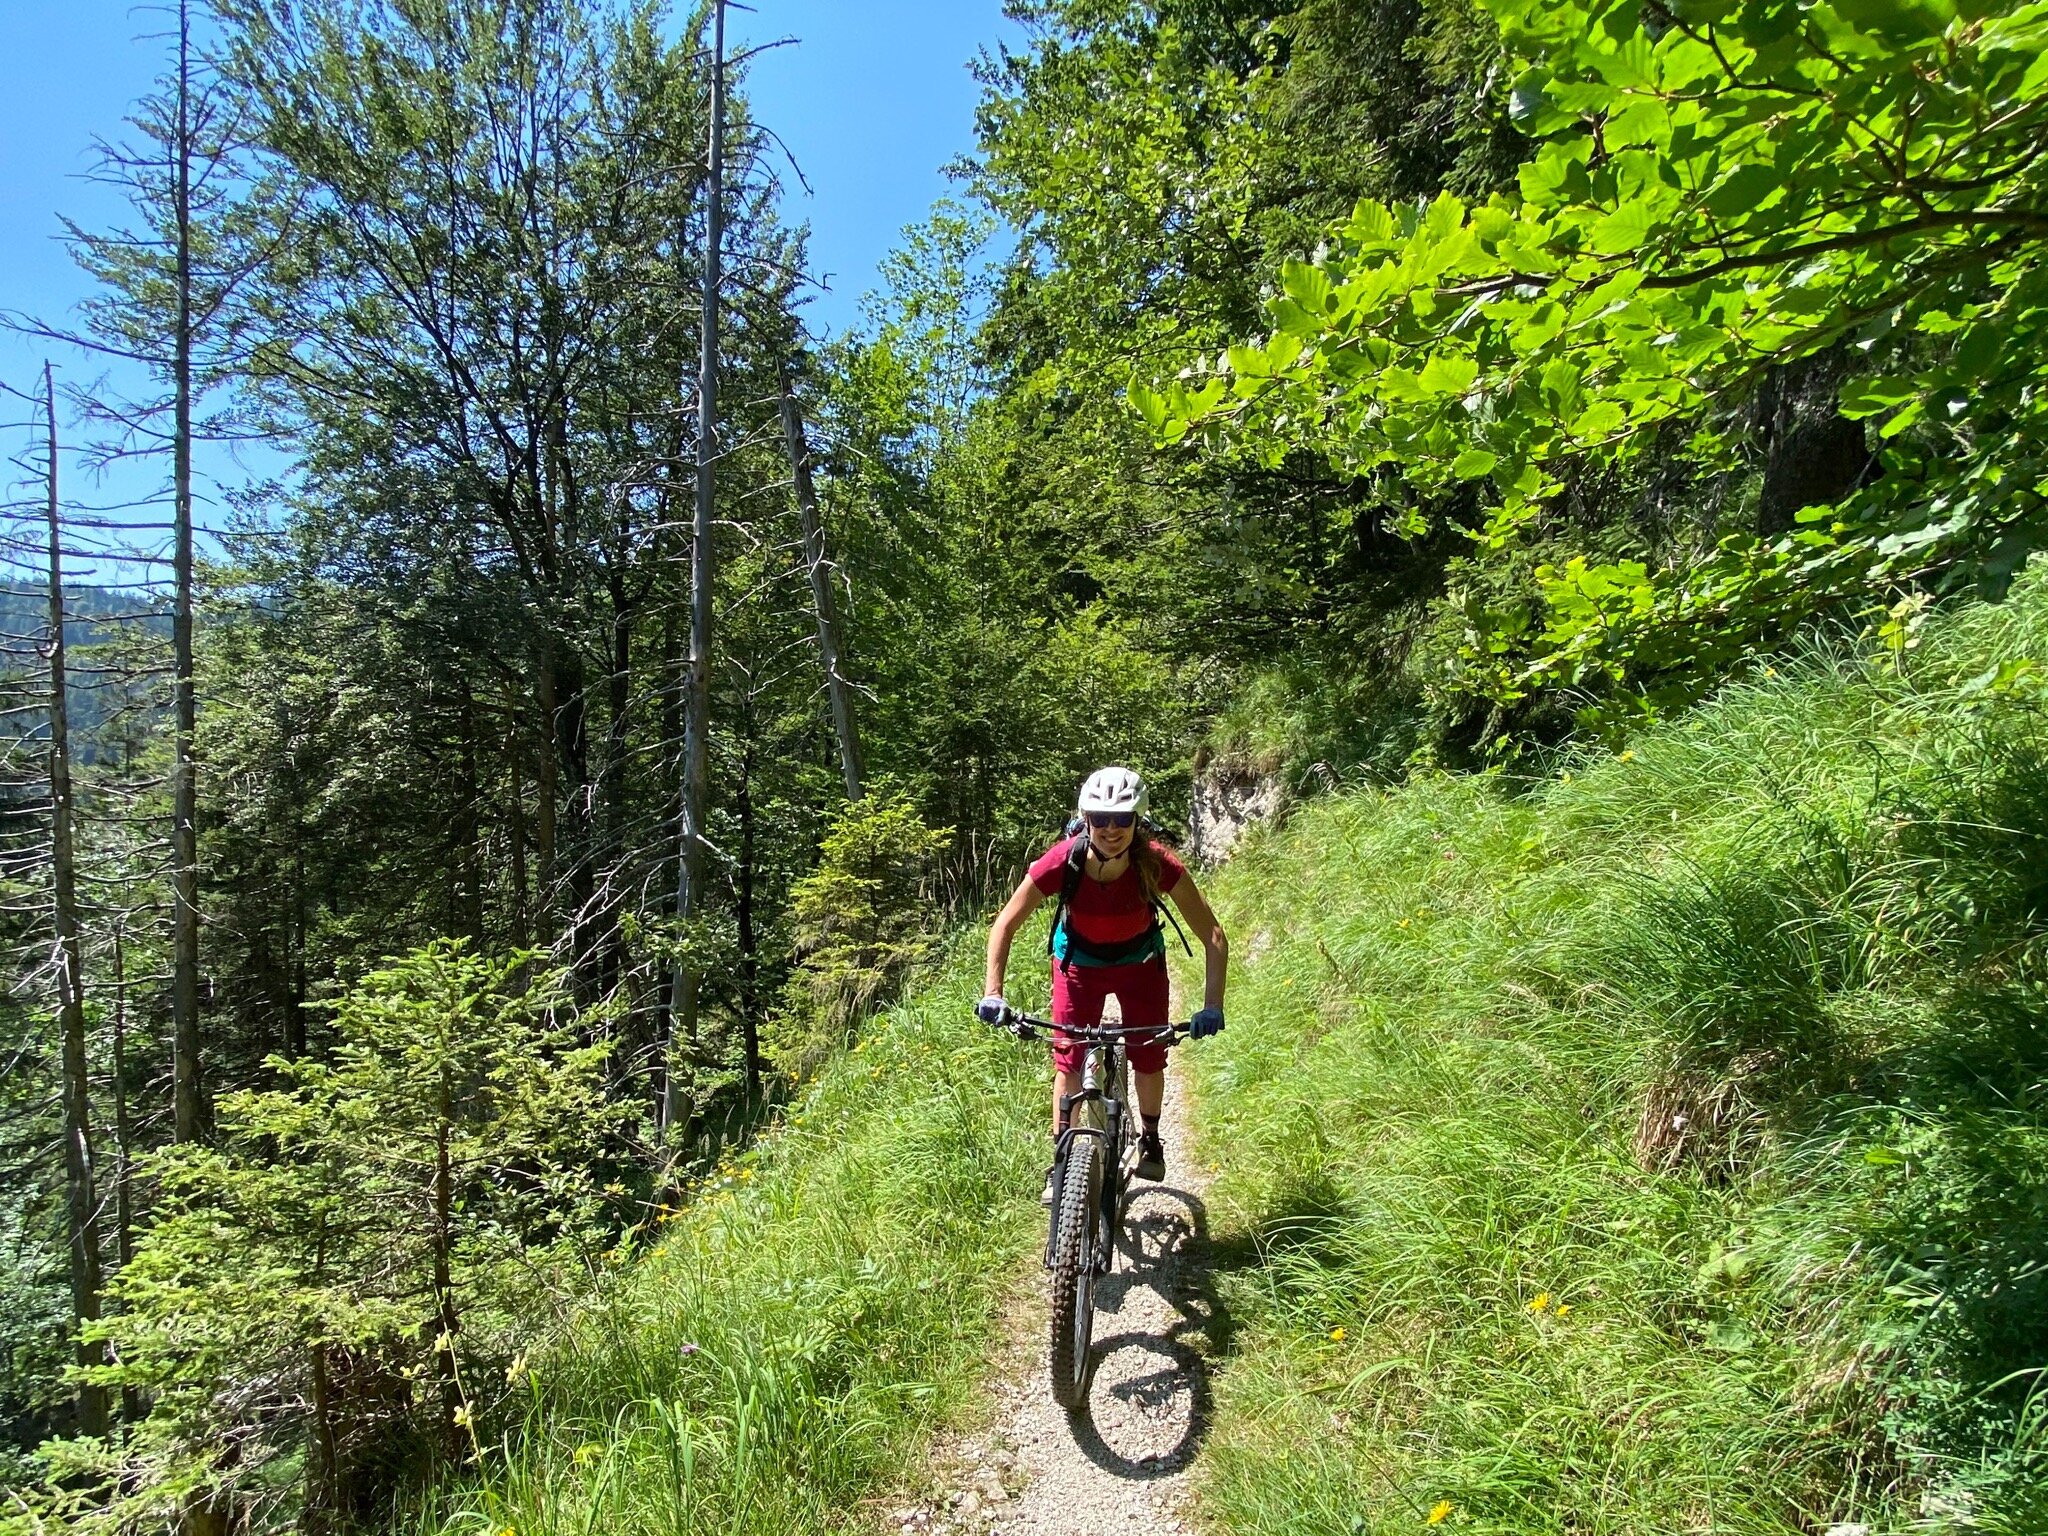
[979,767,1230,1203]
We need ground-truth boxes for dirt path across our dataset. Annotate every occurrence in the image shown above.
[885,1056,1222,1536]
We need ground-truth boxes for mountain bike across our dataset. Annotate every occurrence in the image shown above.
[987,1005,1193,1410]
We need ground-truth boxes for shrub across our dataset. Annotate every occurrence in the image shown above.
[774,793,949,1073]
[28,942,626,1535]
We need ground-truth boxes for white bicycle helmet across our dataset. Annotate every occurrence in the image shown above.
[1077,766,1148,818]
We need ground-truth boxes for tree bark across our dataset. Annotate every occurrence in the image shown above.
[535,654,558,935]
[170,0,203,1144]
[46,363,110,1438]
[433,1064,462,1460]
[111,923,133,1270]
[665,0,725,1143]
[556,644,594,983]
[308,1340,337,1530]
[454,680,483,942]
[288,844,307,1058]
[602,574,632,1008]
[110,920,140,1426]
[735,727,760,1103]
[1755,346,1874,537]
[507,706,529,950]
[778,353,865,802]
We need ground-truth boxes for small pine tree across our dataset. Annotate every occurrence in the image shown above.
[34,941,628,1533]
[775,794,949,1071]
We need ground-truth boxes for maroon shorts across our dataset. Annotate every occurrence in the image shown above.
[1051,957,1171,1074]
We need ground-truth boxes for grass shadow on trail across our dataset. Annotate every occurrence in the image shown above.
[1058,1171,1360,1481]
[1059,1182,1239,1478]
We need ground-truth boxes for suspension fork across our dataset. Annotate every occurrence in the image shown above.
[1045,1110,1109,1269]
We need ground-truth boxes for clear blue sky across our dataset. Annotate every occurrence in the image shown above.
[0,0,1022,547]
[735,1,1023,336]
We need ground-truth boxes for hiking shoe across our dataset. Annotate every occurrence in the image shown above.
[1135,1132,1166,1182]
[1040,1164,1058,1207]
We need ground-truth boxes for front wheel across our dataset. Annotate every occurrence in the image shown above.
[1047,1134,1102,1409]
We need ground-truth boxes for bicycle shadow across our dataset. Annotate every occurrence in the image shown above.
[1060,1180,1235,1479]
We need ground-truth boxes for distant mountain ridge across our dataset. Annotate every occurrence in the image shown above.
[0,581,172,649]
[0,582,170,765]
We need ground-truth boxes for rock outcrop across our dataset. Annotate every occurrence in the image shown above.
[1187,757,1284,865]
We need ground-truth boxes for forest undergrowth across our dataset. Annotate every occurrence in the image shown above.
[1181,568,2048,1534]
[398,953,1053,1536]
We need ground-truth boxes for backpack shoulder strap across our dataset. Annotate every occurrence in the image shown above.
[1059,830,1089,906]
[1156,893,1195,958]
[1047,827,1090,961]
[1138,832,1195,958]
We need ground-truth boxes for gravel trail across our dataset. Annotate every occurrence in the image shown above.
[885,1050,1222,1536]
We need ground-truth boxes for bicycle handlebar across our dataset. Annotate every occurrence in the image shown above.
[984,1005,1190,1047]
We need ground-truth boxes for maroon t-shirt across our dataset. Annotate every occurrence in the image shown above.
[1028,836,1186,948]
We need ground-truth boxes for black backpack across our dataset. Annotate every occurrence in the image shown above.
[1046,817,1194,972]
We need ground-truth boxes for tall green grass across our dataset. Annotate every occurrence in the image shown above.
[405,948,1053,1535]
[1185,571,2048,1533]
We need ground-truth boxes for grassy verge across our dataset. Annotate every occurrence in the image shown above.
[407,944,1053,1536]
[1185,574,2048,1534]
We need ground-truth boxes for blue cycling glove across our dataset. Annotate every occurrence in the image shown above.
[975,995,1009,1026]
[1190,1006,1225,1039]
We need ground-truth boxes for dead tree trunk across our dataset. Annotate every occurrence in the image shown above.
[111,920,140,1426]
[454,680,483,942]
[111,922,133,1270]
[777,353,865,802]
[535,653,558,935]
[45,363,110,1436]
[664,0,725,1143]
[432,1064,463,1459]
[506,705,529,949]
[169,0,203,1143]
[735,724,760,1103]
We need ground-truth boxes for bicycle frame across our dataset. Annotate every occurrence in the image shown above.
[987,1006,1193,1408]
[1044,1038,1128,1272]
[999,1012,1185,1271]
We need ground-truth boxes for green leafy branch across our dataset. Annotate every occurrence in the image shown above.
[1137,0,2048,719]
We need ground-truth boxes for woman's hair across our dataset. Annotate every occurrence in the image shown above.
[1129,831,1176,905]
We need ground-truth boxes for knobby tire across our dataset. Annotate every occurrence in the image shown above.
[1048,1134,1102,1410]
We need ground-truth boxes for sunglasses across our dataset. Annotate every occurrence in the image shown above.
[1085,811,1136,830]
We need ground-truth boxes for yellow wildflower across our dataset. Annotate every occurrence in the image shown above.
[506,1352,528,1384]
[1556,1303,1573,1318]
[572,1442,603,1466]
[451,1404,472,1428]
[1427,1500,1454,1525]
[1528,1292,1551,1314]
[1618,750,1635,763]
[1329,1326,1346,1342]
